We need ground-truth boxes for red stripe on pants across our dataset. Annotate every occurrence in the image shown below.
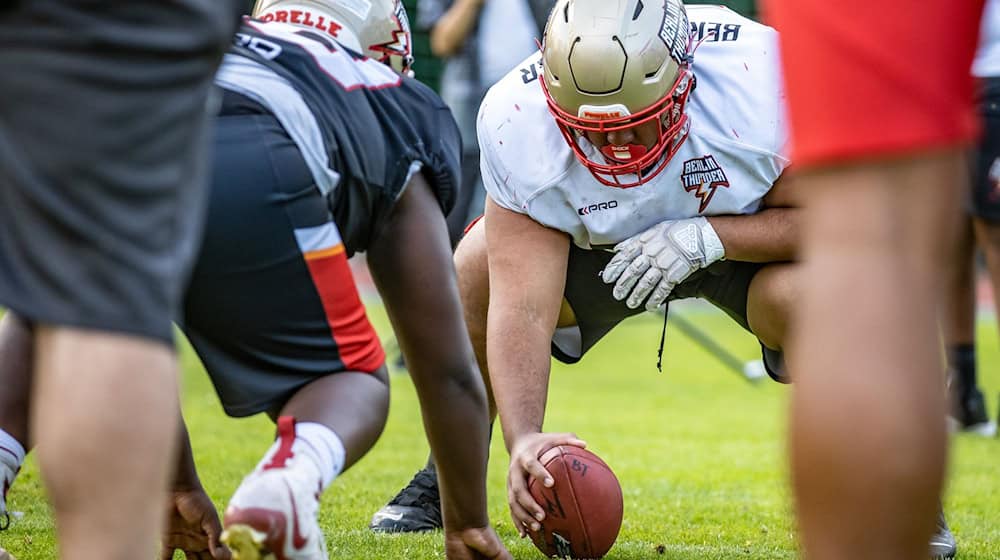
[303,247,385,373]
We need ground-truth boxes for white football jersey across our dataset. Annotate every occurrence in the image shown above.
[973,0,1000,78]
[478,5,788,249]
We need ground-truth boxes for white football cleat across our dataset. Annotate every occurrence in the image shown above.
[222,417,327,560]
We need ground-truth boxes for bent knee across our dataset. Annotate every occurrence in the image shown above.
[747,264,797,350]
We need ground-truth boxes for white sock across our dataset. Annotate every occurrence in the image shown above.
[258,418,345,491]
[0,429,25,472]
[293,422,346,490]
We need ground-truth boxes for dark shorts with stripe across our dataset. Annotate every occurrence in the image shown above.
[970,78,1000,223]
[0,0,240,343]
[181,96,384,417]
[554,245,787,382]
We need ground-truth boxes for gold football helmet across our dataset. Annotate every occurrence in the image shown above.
[541,0,694,187]
[252,0,414,75]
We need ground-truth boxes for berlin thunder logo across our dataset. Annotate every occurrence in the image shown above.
[681,155,729,213]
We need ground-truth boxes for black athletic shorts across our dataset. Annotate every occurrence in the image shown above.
[554,245,787,382]
[181,98,385,417]
[0,1,241,343]
[971,77,1000,222]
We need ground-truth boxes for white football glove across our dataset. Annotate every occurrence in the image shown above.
[601,217,725,311]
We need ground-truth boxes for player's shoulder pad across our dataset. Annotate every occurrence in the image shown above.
[684,5,787,159]
[476,52,577,207]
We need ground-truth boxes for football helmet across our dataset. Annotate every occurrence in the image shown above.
[541,0,694,187]
[253,0,414,75]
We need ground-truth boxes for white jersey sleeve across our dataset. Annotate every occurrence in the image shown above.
[477,52,578,221]
[477,95,522,213]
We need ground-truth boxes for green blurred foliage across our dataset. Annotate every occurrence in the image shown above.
[403,0,445,93]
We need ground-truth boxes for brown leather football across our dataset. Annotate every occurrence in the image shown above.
[528,446,623,559]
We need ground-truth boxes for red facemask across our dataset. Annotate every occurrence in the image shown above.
[541,68,694,188]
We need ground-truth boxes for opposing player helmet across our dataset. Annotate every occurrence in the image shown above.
[252,0,414,75]
[541,0,694,187]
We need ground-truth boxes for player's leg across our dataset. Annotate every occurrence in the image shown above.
[745,264,795,355]
[32,330,180,560]
[788,155,962,560]
[0,314,31,532]
[767,0,982,556]
[944,219,994,435]
[445,151,486,248]
[0,3,239,558]
[223,368,391,560]
[969,75,1000,435]
[745,262,959,558]
[180,100,390,559]
[455,218,496,414]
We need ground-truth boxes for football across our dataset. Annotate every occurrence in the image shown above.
[528,446,623,559]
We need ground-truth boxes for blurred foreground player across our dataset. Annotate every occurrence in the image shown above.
[0,1,510,559]
[765,0,985,559]
[0,2,239,560]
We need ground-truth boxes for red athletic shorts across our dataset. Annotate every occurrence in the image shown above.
[765,0,985,168]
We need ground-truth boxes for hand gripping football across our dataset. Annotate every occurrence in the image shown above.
[528,446,623,559]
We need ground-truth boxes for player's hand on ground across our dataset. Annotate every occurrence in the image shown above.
[601,217,725,311]
[160,487,231,560]
[444,526,513,560]
[506,432,587,537]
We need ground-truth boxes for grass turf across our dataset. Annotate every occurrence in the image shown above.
[2,302,998,559]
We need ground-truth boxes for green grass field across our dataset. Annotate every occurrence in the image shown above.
[2,302,998,559]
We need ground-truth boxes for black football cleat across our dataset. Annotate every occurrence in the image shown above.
[948,384,997,437]
[369,466,442,533]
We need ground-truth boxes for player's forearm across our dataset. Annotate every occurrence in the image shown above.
[172,417,203,491]
[368,173,494,531]
[429,0,484,57]
[486,305,554,451]
[411,364,492,530]
[708,207,799,262]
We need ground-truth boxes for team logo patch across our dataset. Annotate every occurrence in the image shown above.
[681,155,729,213]
[659,0,690,64]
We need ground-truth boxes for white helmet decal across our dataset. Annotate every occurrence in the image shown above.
[253,0,414,74]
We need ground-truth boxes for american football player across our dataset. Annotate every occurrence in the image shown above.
[766,0,984,556]
[378,0,957,556]
[0,1,241,559]
[948,0,1000,438]
[0,1,510,559]
[377,0,794,532]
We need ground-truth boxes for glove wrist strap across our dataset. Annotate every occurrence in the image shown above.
[700,220,725,263]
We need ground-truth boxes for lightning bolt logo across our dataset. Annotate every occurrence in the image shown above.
[681,155,730,213]
[369,1,412,68]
